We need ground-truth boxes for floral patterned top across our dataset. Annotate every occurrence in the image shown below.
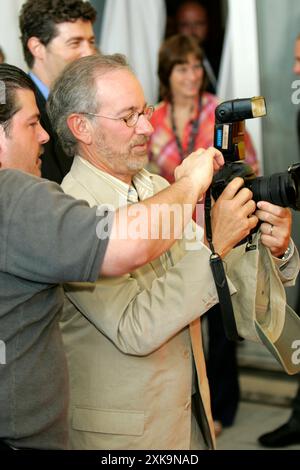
[148,92,259,183]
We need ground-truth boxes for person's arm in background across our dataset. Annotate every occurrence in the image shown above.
[256,201,299,285]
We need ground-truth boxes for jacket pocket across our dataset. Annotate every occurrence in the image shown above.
[72,406,145,436]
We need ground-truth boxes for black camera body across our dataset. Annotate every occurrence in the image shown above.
[212,97,300,211]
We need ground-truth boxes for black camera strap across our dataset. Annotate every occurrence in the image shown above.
[171,98,202,160]
[205,188,241,341]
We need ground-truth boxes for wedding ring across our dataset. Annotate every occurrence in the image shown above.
[269,224,274,236]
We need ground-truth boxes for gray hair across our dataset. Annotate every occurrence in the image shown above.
[47,53,130,157]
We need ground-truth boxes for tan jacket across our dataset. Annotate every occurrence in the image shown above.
[60,157,299,450]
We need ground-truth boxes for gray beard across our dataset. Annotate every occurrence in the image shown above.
[95,134,148,175]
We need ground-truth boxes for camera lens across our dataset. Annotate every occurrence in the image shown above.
[247,172,299,209]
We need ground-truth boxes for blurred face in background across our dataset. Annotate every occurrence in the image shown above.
[169,53,204,100]
[176,2,208,44]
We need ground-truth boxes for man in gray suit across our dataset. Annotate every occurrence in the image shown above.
[47,54,297,450]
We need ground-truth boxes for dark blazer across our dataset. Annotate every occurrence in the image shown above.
[35,86,73,183]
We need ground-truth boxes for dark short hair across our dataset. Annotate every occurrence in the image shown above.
[158,34,205,100]
[19,0,97,68]
[0,63,36,135]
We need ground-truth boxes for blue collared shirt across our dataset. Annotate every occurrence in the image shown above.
[29,72,49,100]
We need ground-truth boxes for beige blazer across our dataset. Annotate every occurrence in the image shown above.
[60,157,298,450]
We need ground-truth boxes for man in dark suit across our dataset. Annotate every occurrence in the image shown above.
[19,0,97,183]
[258,34,300,448]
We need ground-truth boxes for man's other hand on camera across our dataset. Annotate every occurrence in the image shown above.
[210,177,258,258]
[256,201,292,258]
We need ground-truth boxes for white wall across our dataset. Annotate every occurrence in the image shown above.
[0,0,26,69]
[218,0,263,172]
[100,0,166,104]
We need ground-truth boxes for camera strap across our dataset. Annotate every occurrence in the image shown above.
[204,188,242,341]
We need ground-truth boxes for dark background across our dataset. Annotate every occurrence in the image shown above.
[165,0,226,70]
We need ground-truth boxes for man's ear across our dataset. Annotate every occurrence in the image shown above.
[67,114,93,145]
[27,37,46,61]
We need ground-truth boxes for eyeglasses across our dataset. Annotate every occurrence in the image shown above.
[81,104,154,128]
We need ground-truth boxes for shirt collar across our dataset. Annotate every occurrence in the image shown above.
[77,156,154,203]
[29,72,49,100]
